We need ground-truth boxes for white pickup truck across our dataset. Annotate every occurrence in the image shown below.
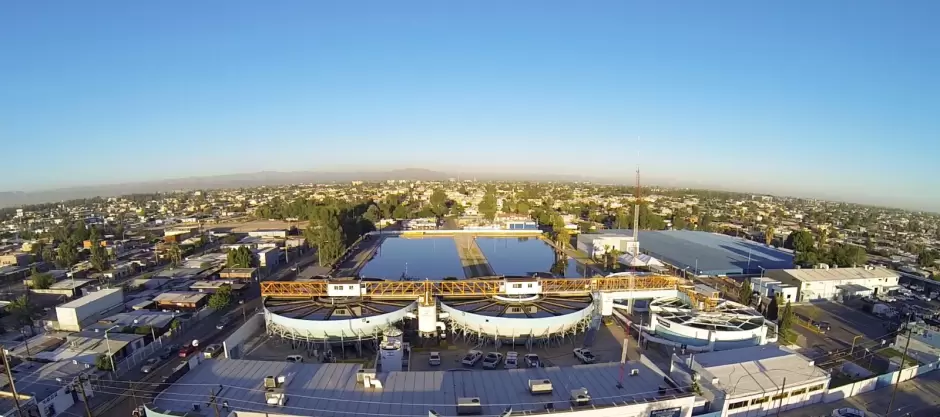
[573,348,596,364]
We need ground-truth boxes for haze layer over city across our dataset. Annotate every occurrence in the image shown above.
[1,2,940,417]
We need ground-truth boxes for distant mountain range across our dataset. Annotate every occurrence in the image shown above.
[0,168,619,208]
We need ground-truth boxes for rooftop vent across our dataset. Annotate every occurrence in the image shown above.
[456,397,482,415]
[356,369,377,384]
[808,361,815,367]
[630,369,639,376]
[570,388,591,406]
[528,379,553,395]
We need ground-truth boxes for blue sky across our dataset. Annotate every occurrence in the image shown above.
[2,1,939,210]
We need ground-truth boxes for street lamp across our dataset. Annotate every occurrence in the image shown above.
[104,325,121,373]
[758,266,766,279]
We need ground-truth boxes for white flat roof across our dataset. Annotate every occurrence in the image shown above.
[772,266,898,283]
[692,345,829,397]
[154,359,691,416]
[58,288,122,309]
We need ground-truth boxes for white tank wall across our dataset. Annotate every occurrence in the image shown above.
[650,312,764,348]
[441,301,593,337]
[265,301,416,338]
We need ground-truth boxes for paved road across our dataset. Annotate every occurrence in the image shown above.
[89,299,261,417]
[779,371,940,417]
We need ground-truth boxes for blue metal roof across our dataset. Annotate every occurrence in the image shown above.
[611,230,793,275]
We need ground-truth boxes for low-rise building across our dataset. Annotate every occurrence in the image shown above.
[30,278,94,298]
[677,345,830,417]
[219,268,259,280]
[0,360,96,417]
[0,252,31,267]
[153,291,209,311]
[55,288,125,332]
[247,229,288,239]
[255,247,281,267]
[764,266,900,301]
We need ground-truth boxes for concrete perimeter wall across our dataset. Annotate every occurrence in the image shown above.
[223,313,264,359]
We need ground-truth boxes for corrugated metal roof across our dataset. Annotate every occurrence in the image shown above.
[605,230,794,275]
[773,266,898,283]
[155,359,689,416]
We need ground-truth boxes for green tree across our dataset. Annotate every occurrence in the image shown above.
[766,296,779,321]
[778,302,795,343]
[56,242,79,268]
[429,189,448,218]
[89,242,110,272]
[478,191,499,221]
[738,279,753,305]
[9,295,40,326]
[550,250,569,277]
[918,250,937,268]
[167,243,183,266]
[95,354,113,371]
[222,234,239,244]
[672,215,687,230]
[31,271,55,289]
[226,247,258,268]
[363,204,382,225]
[698,213,713,232]
[208,285,233,310]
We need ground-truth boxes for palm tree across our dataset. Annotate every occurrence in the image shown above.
[9,295,39,327]
[167,243,182,267]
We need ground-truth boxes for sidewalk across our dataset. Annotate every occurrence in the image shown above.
[779,372,940,417]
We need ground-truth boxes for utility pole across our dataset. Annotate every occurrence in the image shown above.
[75,376,94,417]
[208,387,222,417]
[774,377,787,417]
[886,326,913,417]
[1,347,25,417]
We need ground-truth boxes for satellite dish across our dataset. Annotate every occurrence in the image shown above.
[192,339,200,347]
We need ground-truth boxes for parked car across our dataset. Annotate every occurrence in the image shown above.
[160,346,176,360]
[203,344,222,359]
[524,353,541,368]
[573,348,596,364]
[178,344,197,358]
[481,352,503,369]
[504,352,518,369]
[286,355,304,363]
[428,352,441,366]
[140,358,160,374]
[461,350,483,367]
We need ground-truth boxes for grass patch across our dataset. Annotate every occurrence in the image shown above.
[879,348,920,367]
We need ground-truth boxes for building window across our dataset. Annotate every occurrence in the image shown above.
[512,284,522,289]
[790,388,807,396]
[527,283,534,288]
[771,392,789,401]
[728,401,748,410]
[750,397,769,406]
[348,285,355,290]
[808,384,825,392]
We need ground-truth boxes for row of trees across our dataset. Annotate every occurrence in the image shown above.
[785,230,868,267]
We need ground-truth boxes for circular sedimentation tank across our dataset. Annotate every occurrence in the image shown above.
[441,294,594,340]
[264,296,415,341]
[647,297,768,351]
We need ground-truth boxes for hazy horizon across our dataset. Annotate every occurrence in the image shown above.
[2,1,938,210]
[1,166,934,213]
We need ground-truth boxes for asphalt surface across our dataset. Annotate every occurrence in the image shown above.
[91,298,262,417]
[779,370,940,417]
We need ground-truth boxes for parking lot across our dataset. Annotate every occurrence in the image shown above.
[242,321,642,372]
[793,301,897,350]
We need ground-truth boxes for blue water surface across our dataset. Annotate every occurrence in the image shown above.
[475,237,585,277]
[359,237,464,280]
